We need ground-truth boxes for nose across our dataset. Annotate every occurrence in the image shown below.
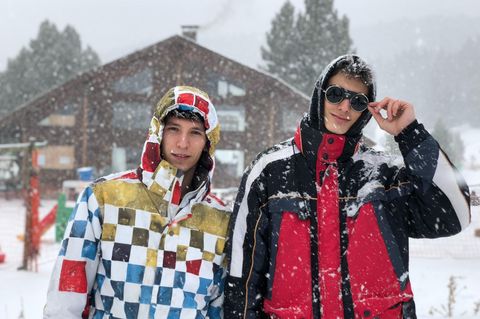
[337,98,351,113]
[176,133,189,149]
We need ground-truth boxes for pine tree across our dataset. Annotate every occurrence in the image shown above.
[260,1,298,85]
[262,0,354,95]
[0,20,100,116]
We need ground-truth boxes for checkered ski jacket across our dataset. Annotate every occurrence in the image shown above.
[44,87,230,318]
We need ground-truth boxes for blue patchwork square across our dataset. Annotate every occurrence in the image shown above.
[93,309,106,319]
[87,207,101,223]
[101,296,113,312]
[173,271,185,289]
[59,238,69,256]
[182,291,197,309]
[213,267,223,284]
[102,259,111,278]
[111,280,125,300]
[178,104,194,111]
[124,302,139,318]
[149,304,156,318]
[207,306,221,319]
[95,274,105,290]
[70,220,88,238]
[167,308,181,319]
[126,264,145,284]
[157,287,172,305]
[154,267,163,285]
[197,278,212,294]
[140,285,153,304]
[195,310,205,319]
[82,240,97,260]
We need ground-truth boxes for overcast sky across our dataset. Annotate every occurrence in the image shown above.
[2,0,480,72]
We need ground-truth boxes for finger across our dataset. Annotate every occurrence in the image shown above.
[368,106,385,127]
[387,99,396,121]
[392,100,402,118]
[376,97,390,109]
[368,103,380,114]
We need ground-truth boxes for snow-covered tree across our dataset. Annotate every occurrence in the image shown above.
[261,0,354,94]
[0,20,100,116]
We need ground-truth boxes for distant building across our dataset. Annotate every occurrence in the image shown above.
[0,35,310,194]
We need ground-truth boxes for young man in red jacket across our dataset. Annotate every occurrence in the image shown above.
[224,55,471,319]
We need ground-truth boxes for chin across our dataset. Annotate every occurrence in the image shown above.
[326,125,347,135]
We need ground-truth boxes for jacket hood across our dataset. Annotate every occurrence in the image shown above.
[308,54,376,137]
[139,86,220,196]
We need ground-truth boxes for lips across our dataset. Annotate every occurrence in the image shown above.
[172,153,190,160]
[331,113,350,122]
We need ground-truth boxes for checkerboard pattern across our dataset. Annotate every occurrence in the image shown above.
[45,179,229,319]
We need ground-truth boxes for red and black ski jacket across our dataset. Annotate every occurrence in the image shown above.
[224,55,471,319]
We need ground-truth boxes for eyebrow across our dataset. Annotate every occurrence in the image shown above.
[165,121,205,132]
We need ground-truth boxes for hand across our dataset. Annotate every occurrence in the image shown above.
[368,97,416,136]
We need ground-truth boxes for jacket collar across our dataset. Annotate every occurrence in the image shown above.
[294,116,360,172]
[139,158,209,208]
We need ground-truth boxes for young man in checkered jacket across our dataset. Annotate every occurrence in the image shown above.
[44,86,230,318]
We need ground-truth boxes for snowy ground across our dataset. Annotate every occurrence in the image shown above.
[0,199,479,319]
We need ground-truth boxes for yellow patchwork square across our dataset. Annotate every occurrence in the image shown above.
[102,223,116,241]
[150,214,167,233]
[167,226,180,236]
[176,245,188,261]
[202,251,215,262]
[146,248,157,267]
[215,238,225,255]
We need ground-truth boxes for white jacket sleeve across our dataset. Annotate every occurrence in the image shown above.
[44,186,102,318]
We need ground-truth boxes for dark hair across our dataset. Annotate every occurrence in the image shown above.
[163,109,205,126]
[329,56,374,88]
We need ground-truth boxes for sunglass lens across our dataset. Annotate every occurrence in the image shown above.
[350,94,369,112]
[325,86,344,104]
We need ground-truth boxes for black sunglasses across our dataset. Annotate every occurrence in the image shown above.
[323,85,369,112]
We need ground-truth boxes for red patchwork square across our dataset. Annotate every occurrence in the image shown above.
[59,259,87,293]
[163,251,176,269]
[195,96,209,115]
[171,181,181,205]
[142,142,160,172]
[186,259,202,275]
[177,93,194,105]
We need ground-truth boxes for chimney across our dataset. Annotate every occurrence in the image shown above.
[181,25,199,42]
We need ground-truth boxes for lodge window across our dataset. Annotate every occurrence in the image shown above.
[217,79,246,98]
[112,68,153,95]
[216,105,246,132]
[38,102,77,127]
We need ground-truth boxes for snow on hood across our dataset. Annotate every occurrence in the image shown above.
[308,54,377,137]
